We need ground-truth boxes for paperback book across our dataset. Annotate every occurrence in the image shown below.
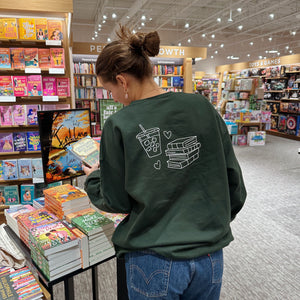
[31,158,44,181]
[0,18,18,39]
[57,77,70,96]
[24,48,39,68]
[13,132,27,152]
[50,48,65,68]
[10,48,25,70]
[0,105,13,125]
[3,159,18,180]
[18,18,36,40]
[12,76,28,96]
[47,20,63,40]
[26,131,41,151]
[0,132,13,153]
[38,48,51,69]
[35,18,48,40]
[4,185,19,205]
[0,161,3,181]
[26,104,39,125]
[0,48,11,69]
[20,184,35,204]
[27,75,42,96]
[12,104,27,125]
[0,76,14,96]
[42,77,57,96]
[18,159,32,179]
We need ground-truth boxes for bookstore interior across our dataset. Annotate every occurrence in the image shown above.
[0,0,299,299]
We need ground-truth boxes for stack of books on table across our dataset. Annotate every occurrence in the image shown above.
[43,184,91,219]
[70,209,115,266]
[32,197,45,209]
[29,221,81,281]
[16,208,58,248]
[4,204,35,237]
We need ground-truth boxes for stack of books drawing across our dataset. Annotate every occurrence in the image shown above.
[29,221,81,281]
[43,184,91,219]
[165,136,201,169]
[16,208,58,248]
[4,204,35,237]
[70,209,115,266]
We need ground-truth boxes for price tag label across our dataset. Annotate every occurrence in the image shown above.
[0,96,16,102]
[46,40,62,46]
[25,68,41,74]
[43,96,59,102]
[49,68,65,74]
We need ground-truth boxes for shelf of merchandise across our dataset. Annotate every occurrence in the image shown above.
[266,130,300,141]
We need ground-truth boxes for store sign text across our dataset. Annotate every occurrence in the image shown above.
[249,58,281,68]
[159,48,185,56]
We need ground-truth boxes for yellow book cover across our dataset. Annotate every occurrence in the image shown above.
[18,18,36,40]
[35,18,48,40]
[47,20,63,40]
[0,18,18,39]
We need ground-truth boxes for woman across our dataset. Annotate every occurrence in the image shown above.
[83,26,246,300]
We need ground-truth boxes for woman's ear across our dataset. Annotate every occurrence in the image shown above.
[116,74,128,89]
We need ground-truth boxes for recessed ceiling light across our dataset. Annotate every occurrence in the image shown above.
[187,38,191,43]
[264,57,267,59]
[265,50,268,53]
[126,16,130,19]
[247,54,250,57]
[211,56,214,59]
[237,8,242,13]
[141,15,146,20]
[227,56,230,59]
[149,17,153,21]
[98,24,101,27]
[268,50,278,53]
[277,52,280,56]
[102,20,106,24]
[250,42,254,46]
[217,18,221,22]
[98,28,101,31]
[92,37,95,40]
[103,15,107,19]
[211,34,215,38]
[238,25,243,30]
[214,50,218,54]
[285,45,289,49]
[185,23,189,29]
[208,43,212,47]
[202,33,206,38]
[268,37,272,41]
[112,13,117,19]
[141,22,145,26]
[269,13,274,19]
[220,43,224,48]
[259,56,263,59]
[107,38,111,42]
[178,42,181,46]
[290,31,296,36]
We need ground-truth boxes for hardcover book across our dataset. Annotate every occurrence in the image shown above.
[12,76,28,96]
[18,159,32,179]
[20,184,35,204]
[24,48,39,68]
[26,131,41,151]
[50,48,65,68]
[42,77,57,96]
[12,104,27,125]
[26,104,39,125]
[0,76,14,96]
[13,132,27,152]
[38,48,51,69]
[3,159,18,180]
[0,105,13,125]
[47,20,63,40]
[67,136,100,168]
[4,185,19,205]
[0,133,13,153]
[27,75,42,96]
[35,18,48,40]
[57,77,70,96]
[18,18,36,40]
[0,18,18,39]
[10,48,25,69]
[0,48,11,68]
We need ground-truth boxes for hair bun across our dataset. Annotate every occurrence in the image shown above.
[143,31,160,57]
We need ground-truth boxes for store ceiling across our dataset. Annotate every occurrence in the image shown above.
[72,0,300,67]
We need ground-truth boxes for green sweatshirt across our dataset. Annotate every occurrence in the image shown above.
[84,92,246,259]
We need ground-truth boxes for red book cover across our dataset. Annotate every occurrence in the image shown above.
[0,76,14,96]
[24,48,39,68]
[10,48,25,69]
[50,48,64,68]
[57,78,70,96]
[38,48,50,69]
[12,76,28,96]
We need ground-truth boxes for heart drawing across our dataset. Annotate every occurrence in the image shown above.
[163,131,172,139]
[154,160,161,170]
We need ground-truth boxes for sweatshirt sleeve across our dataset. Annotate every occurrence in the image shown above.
[84,119,132,214]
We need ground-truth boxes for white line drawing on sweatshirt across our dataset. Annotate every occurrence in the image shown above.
[163,131,172,139]
[165,136,201,169]
[136,124,162,158]
[154,160,161,170]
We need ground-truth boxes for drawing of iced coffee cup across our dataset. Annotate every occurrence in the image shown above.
[136,124,162,158]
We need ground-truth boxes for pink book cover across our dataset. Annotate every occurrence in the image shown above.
[50,48,65,68]
[12,105,27,125]
[12,76,28,97]
[0,106,13,126]
[27,75,42,96]
[38,48,50,69]
[42,77,57,96]
[0,76,14,96]
[57,78,70,96]
[24,48,39,68]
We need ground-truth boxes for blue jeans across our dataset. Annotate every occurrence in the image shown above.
[124,249,223,300]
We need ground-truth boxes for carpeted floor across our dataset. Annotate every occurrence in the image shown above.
[52,134,300,300]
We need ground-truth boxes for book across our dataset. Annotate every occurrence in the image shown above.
[35,18,48,40]
[0,76,14,96]
[33,197,45,209]
[47,19,63,40]
[50,48,65,68]
[13,132,27,152]
[26,104,39,125]
[12,76,28,96]
[10,48,25,69]
[26,131,41,151]
[3,159,18,180]
[0,161,3,181]
[0,106,13,125]
[0,133,13,153]
[67,136,100,168]
[27,75,42,96]
[42,77,57,96]
[24,48,39,68]
[31,158,44,180]
[18,159,33,179]
[29,221,79,256]
[0,18,18,39]
[4,185,19,205]
[0,186,4,203]
[20,184,35,204]
[38,48,50,69]
[12,104,27,125]
[57,77,70,96]
[0,48,11,68]
[65,207,97,223]
[18,18,36,40]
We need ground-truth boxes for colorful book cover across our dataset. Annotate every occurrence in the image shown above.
[0,48,11,68]
[3,159,18,180]
[57,77,70,96]
[18,159,32,179]
[24,48,39,68]
[50,48,64,68]
[0,161,3,182]
[0,18,18,39]
[67,136,100,168]
[0,106,13,125]
[13,132,27,152]
[35,18,48,40]
[27,75,42,96]
[20,184,35,204]
[3,185,20,205]
[38,48,50,69]
[26,104,39,125]
[0,133,13,153]
[18,18,36,40]
[26,131,41,151]
[32,158,44,179]
[42,77,57,96]
[47,20,63,40]
[0,76,14,96]
[10,48,25,69]
[12,76,28,96]
[12,104,27,125]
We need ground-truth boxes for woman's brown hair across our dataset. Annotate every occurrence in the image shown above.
[96,25,160,84]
